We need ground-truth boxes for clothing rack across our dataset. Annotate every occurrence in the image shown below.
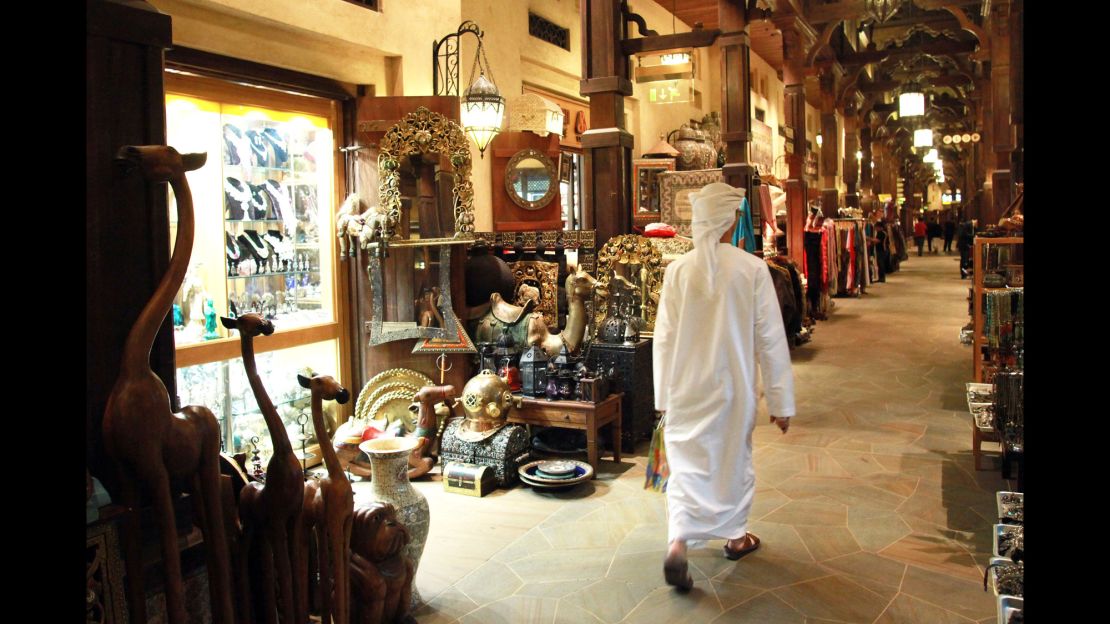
[831,218,869,297]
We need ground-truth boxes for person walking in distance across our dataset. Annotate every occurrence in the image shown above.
[652,183,797,591]
[943,215,957,254]
[913,217,927,257]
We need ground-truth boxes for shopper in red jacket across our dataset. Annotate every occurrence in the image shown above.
[913,218,927,256]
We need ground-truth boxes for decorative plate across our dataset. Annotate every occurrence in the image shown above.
[365,368,433,392]
[355,381,421,422]
[368,390,419,434]
[518,459,593,488]
[535,460,576,476]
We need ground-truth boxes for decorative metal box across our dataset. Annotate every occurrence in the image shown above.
[587,339,654,452]
[440,419,531,487]
[442,462,497,497]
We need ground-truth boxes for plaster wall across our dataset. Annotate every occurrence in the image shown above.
[150,0,462,93]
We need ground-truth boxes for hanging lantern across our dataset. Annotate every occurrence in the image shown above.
[922,148,938,163]
[519,344,549,398]
[461,73,504,158]
[899,91,925,118]
[913,128,933,148]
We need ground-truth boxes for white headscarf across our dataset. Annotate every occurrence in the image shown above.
[690,182,745,293]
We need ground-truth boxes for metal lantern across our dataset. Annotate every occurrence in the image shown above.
[553,341,571,371]
[519,344,549,398]
[493,326,521,368]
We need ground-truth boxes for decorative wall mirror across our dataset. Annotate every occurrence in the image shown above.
[593,235,664,338]
[504,149,558,211]
[367,244,460,345]
[374,107,476,245]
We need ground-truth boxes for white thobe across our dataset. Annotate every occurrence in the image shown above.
[653,243,796,542]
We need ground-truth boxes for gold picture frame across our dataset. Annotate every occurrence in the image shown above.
[632,158,676,226]
[509,260,560,328]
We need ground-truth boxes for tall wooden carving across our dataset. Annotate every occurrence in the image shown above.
[102,146,235,624]
[298,373,353,624]
[222,312,306,624]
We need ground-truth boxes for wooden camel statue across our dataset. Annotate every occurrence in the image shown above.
[296,372,353,624]
[349,502,415,624]
[405,384,457,480]
[525,269,599,357]
[220,312,305,624]
[102,145,235,624]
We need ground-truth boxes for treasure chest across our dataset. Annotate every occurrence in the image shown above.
[440,419,530,487]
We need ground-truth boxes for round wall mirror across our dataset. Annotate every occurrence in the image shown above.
[505,149,557,211]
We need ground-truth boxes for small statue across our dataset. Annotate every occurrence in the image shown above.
[203,298,220,340]
[415,286,444,328]
[173,303,184,330]
[349,502,414,624]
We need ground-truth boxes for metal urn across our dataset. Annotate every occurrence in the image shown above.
[519,344,549,398]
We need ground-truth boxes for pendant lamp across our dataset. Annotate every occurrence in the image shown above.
[900,91,925,117]
[913,128,933,148]
[461,36,504,158]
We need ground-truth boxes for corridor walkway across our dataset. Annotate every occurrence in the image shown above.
[392,252,1013,624]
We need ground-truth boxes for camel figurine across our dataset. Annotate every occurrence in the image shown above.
[357,204,391,248]
[296,373,353,624]
[349,503,415,624]
[220,312,305,624]
[525,270,599,357]
[102,145,235,624]
[336,193,361,257]
[415,286,444,328]
[405,384,457,479]
[472,292,537,346]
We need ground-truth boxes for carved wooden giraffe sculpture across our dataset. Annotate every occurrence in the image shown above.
[102,145,235,624]
[296,373,352,624]
[220,313,305,624]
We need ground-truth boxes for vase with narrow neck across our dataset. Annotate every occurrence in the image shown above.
[359,437,429,606]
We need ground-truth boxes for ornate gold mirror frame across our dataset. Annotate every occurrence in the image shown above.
[593,234,664,338]
[376,107,476,246]
[509,260,559,327]
[504,148,558,211]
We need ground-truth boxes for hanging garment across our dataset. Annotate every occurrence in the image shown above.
[766,261,798,343]
[654,184,795,543]
[770,256,807,327]
[732,196,758,253]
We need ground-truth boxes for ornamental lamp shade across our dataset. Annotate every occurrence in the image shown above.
[913,128,933,148]
[519,344,549,398]
[461,73,505,157]
[899,91,925,118]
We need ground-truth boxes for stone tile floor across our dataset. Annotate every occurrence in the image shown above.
[352,253,1015,623]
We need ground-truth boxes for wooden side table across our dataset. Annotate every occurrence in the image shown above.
[508,393,623,474]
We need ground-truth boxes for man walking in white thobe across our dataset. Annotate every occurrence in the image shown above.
[652,182,796,590]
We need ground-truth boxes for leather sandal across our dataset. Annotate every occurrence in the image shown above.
[663,554,693,591]
[723,533,761,561]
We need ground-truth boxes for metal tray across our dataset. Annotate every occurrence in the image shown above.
[970,402,995,433]
[997,491,1023,524]
[993,524,1022,559]
[988,556,1022,597]
[997,595,1023,624]
[967,382,995,403]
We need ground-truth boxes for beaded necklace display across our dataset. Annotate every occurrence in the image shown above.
[993,368,1023,452]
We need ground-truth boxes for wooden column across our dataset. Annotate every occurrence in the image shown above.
[718,1,755,210]
[987,0,1015,226]
[842,105,859,209]
[775,16,812,267]
[819,68,840,216]
[581,0,634,247]
[860,125,873,196]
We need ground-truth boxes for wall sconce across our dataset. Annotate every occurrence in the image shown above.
[432,21,505,158]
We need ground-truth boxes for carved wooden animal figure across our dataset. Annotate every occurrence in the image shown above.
[220,312,306,624]
[101,145,235,624]
[296,373,353,624]
[358,204,391,248]
[415,287,444,329]
[526,270,598,357]
[349,503,414,624]
[405,384,457,479]
[336,193,361,257]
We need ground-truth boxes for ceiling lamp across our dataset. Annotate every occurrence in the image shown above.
[899,90,925,118]
[922,148,938,163]
[914,128,933,148]
[951,134,962,144]
[864,0,905,24]
[460,35,504,158]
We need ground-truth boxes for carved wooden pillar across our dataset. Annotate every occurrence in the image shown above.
[860,125,872,193]
[842,105,859,209]
[580,0,634,246]
[775,16,812,267]
[987,0,1014,226]
[819,68,840,216]
[718,1,755,216]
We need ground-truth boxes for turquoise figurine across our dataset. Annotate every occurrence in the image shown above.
[173,303,184,329]
[203,298,220,340]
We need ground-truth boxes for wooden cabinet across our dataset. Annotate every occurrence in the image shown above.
[971,236,1024,382]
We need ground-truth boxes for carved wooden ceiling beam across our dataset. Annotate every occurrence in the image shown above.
[840,38,978,65]
[803,0,983,25]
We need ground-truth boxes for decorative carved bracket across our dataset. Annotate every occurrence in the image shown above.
[620,1,658,37]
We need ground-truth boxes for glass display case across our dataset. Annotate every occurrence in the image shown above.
[164,73,348,469]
